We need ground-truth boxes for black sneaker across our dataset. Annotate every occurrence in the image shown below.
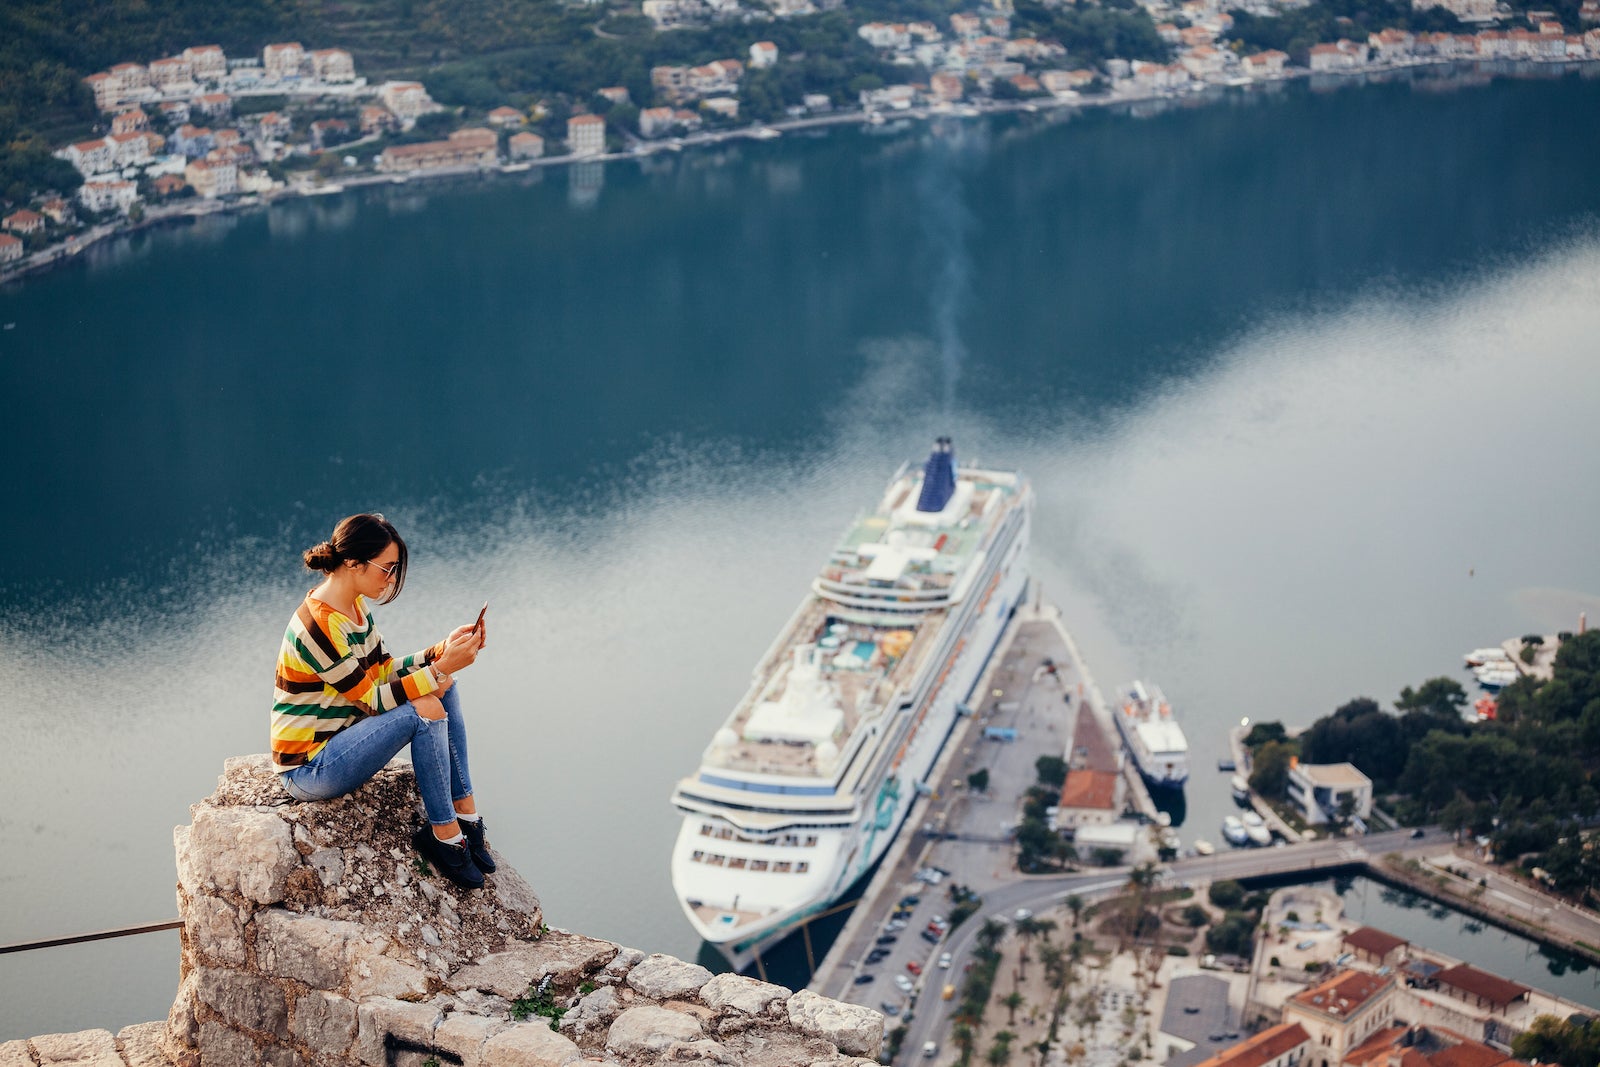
[412,826,484,890]
[459,818,497,873]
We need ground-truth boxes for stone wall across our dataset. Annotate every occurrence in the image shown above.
[142,755,885,1067]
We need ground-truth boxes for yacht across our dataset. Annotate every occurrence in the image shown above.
[1113,681,1190,790]
[668,439,1032,970]
[1221,816,1248,847]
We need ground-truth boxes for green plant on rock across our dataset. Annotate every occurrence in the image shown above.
[511,975,567,1031]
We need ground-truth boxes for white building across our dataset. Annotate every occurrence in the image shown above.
[78,179,139,214]
[379,81,438,124]
[184,45,228,80]
[185,158,238,198]
[566,114,606,156]
[1286,761,1372,827]
[311,49,356,83]
[57,139,113,177]
[262,43,306,79]
[750,41,780,68]
[0,233,22,264]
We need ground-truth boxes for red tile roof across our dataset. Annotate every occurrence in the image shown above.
[1060,769,1118,811]
[1190,1023,1311,1067]
[1433,965,1529,1009]
[1289,970,1392,1018]
[1342,926,1407,959]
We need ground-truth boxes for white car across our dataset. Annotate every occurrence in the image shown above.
[895,974,915,993]
[939,952,953,969]
[1014,908,1033,922]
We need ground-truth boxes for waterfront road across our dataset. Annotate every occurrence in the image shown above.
[882,828,1456,1060]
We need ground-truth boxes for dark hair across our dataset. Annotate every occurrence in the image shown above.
[302,513,408,603]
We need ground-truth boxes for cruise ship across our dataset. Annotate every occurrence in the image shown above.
[1114,680,1190,791]
[669,439,1032,970]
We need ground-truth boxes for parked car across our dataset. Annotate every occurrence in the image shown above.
[920,930,941,945]
[875,935,897,945]
[895,975,914,993]
[907,960,923,976]
[853,974,875,985]
[887,919,908,931]
[899,895,921,907]
[880,1003,901,1017]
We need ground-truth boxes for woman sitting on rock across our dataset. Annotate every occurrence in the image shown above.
[270,512,495,890]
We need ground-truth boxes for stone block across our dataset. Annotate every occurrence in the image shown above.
[195,966,289,1040]
[174,825,198,899]
[196,1020,291,1067]
[700,972,791,1015]
[30,1029,122,1067]
[255,910,366,989]
[448,932,616,999]
[347,940,430,1000]
[432,1014,510,1066]
[0,1040,32,1067]
[481,1023,581,1067]
[354,998,440,1067]
[187,895,247,967]
[623,953,712,1000]
[604,1004,703,1055]
[189,808,298,905]
[118,1021,174,1067]
[785,990,883,1058]
[290,991,357,1056]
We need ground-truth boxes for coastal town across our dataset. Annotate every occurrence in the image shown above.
[3,0,1600,280]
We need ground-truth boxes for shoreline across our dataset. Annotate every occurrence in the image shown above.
[3,55,1595,291]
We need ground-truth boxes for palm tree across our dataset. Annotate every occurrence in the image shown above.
[977,917,1008,953]
[1065,894,1085,929]
[1033,917,1058,944]
[986,1042,1013,1067]
[952,1021,976,1066]
[1003,990,1025,1024]
[1039,944,1065,989]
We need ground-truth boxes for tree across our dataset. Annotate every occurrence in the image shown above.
[1065,894,1085,928]
[1208,880,1244,909]
[1243,721,1287,747]
[1396,677,1468,717]
[1036,755,1068,788]
[1511,1013,1600,1067]
[969,768,991,792]
[952,1022,976,1065]
[978,917,1009,952]
[1248,740,1294,799]
[1004,990,1025,1023]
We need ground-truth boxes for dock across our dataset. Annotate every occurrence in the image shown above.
[809,596,1161,1003]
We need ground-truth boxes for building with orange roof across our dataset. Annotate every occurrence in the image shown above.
[1282,970,1399,1067]
[1431,966,1529,1015]
[567,113,606,157]
[1341,927,1408,966]
[1346,1024,1516,1067]
[4,209,46,236]
[1057,769,1121,827]
[1190,1023,1311,1067]
[0,233,22,264]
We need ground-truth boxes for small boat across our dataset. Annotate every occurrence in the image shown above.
[1247,823,1272,847]
[1476,669,1518,690]
[1193,839,1215,856]
[1475,696,1498,721]
[1230,775,1250,803]
[1217,758,1236,772]
[1242,810,1264,828]
[1222,816,1248,846]
[1464,647,1510,667]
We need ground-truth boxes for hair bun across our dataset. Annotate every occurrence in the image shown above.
[302,540,341,572]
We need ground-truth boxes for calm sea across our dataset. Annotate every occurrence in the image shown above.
[3,65,1599,1038]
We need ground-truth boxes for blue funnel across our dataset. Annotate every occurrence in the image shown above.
[915,437,957,513]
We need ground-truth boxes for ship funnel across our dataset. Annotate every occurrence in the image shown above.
[915,437,957,513]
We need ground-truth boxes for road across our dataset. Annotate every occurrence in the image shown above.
[886,829,1451,1060]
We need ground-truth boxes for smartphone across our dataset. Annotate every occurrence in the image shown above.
[473,603,488,645]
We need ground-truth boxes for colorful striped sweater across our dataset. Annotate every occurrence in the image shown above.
[271,594,445,772]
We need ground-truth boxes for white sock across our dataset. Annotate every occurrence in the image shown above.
[457,812,481,823]
[435,831,466,846]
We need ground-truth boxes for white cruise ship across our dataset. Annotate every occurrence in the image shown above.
[1114,680,1190,791]
[669,439,1032,970]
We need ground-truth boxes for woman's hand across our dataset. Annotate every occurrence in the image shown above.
[434,627,481,674]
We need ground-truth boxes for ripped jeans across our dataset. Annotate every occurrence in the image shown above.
[280,683,473,827]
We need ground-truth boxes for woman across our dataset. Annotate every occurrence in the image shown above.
[270,513,494,889]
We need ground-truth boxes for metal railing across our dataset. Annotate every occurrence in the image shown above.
[0,919,181,955]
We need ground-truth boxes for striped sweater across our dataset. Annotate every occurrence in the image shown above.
[271,594,444,771]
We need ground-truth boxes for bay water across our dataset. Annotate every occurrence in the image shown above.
[3,66,1600,1038]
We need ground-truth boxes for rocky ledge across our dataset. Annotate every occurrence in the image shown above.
[138,755,885,1067]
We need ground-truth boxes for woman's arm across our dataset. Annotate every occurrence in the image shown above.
[295,601,442,715]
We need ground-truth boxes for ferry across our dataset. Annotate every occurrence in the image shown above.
[668,439,1032,970]
[1113,681,1190,791]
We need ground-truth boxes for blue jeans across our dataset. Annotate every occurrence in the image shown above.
[280,683,473,827]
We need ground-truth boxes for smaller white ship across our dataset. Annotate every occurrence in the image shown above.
[1464,647,1510,667]
[1230,774,1250,803]
[1475,665,1518,689]
[1193,839,1215,856]
[1222,816,1248,847]
[1242,810,1271,847]
[1114,681,1190,790]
